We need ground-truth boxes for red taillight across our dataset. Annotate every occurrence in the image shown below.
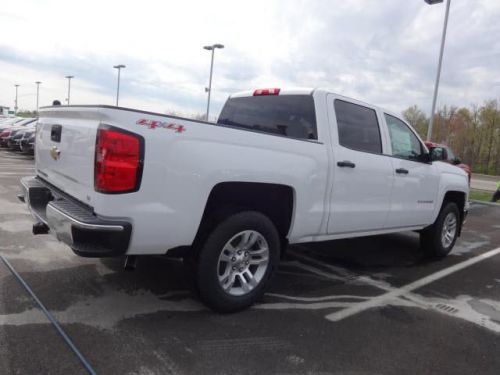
[94,127,143,193]
[253,88,280,96]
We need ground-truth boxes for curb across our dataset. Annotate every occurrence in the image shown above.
[470,200,500,207]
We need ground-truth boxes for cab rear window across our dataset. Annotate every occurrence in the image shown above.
[217,95,317,140]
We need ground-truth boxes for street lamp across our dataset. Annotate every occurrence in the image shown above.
[203,43,224,121]
[14,84,19,115]
[65,75,74,105]
[35,81,42,113]
[425,0,451,141]
[113,64,126,106]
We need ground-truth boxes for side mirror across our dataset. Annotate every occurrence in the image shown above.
[430,147,446,161]
[452,157,461,165]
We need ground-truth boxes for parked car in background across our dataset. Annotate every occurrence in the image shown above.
[7,123,37,150]
[0,118,37,147]
[0,128,13,147]
[425,141,471,182]
[0,117,36,131]
[19,128,36,154]
[0,117,23,128]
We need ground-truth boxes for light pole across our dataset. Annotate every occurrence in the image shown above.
[113,64,126,106]
[65,75,74,105]
[425,0,451,141]
[203,44,224,121]
[14,84,19,115]
[35,81,42,113]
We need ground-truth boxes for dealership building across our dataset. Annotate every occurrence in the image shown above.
[1,105,11,115]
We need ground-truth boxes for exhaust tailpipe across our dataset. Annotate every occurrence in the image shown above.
[32,222,49,235]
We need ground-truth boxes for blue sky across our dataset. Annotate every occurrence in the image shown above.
[1,0,499,119]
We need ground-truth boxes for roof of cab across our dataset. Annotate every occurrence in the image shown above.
[227,87,407,124]
[229,87,315,98]
[228,87,382,112]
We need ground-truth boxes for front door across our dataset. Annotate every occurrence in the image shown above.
[383,114,440,228]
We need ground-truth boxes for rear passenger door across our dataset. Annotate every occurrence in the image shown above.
[326,97,394,234]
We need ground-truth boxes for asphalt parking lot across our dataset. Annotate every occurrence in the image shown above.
[1,151,500,375]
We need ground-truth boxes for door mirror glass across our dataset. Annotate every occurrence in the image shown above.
[430,147,446,161]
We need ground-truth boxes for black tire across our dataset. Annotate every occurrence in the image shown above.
[195,211,280,313]
[420,202,460,258]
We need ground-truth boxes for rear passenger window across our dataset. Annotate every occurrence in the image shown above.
[334,100,382,154]
[217,95,317,140]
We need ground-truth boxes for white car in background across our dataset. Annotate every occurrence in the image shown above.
[0,117,23,128]
[0,117,36,130]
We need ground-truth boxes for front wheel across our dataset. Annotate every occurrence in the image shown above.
[195,211,280,312]
[420,202,460,258]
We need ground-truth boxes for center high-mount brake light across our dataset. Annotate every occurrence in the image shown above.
[94,126,144,194]
[253,88,280,96]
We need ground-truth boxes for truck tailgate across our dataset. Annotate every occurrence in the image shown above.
[35,108,100,204]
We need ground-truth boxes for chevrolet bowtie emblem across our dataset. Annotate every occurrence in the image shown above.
[50,146,61,160]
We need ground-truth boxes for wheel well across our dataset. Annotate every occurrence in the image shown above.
[193,182,294,249]
[442,190,466,234]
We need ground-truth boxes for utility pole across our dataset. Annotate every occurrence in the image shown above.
[203,44,224,121]
[425,0,451,141]
[113,64,126,106]
[65,75,74,105]
[14,84,19,115]
[35,81,42,113]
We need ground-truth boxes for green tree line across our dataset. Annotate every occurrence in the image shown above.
[403,100,500,175]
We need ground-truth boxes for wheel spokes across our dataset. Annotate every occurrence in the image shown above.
[250,254,268,265]
[217,230,270,296]
[221,272,236,290]
[240,231,258,249]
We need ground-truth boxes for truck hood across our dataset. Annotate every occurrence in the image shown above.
[434,160,468,179]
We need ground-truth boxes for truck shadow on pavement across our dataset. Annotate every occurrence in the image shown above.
[3,231,427,330]
[291,231,424,269]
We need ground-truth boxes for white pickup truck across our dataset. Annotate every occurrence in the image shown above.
[20,88,469,312]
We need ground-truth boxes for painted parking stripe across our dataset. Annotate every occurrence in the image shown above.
[284,255,431,308]
[326,246,500,322]
[0,255,97,375]
[289,249,394,292]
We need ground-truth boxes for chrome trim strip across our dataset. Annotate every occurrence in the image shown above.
[46,203,124,232]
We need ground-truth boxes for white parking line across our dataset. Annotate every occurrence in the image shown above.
[326,247,500,322]
[289,249,394,292]
[285,253,431,309]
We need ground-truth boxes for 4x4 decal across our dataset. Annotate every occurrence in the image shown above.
[136,119,185,133]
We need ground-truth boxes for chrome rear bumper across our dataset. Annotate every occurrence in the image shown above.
[19,176,131,257]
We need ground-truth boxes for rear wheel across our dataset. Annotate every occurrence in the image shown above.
[195,211,280,312]
[420,202,460,258]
